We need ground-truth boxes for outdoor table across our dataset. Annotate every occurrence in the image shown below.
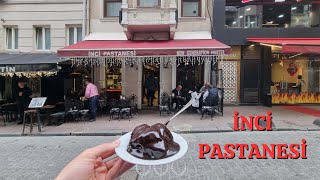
[1,102,16,122]
[0,99,8,105]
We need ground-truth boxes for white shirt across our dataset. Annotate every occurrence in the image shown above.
[191,91,201,107]
[202,90,209,102]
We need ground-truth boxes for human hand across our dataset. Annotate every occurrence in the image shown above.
[19,92,23,96]
[56,139,134,180]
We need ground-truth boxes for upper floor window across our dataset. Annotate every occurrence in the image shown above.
[138,0,160,7]
[5,27,18,50]
[104,0,122,17]
[182,0,201,17]
[35,27,50,50]
[225,0,319,28]
[68,26,82,45]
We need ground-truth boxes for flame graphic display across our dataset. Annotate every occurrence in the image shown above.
[272,92,320,104]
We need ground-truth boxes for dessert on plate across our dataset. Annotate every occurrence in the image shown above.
[127,123,180,160]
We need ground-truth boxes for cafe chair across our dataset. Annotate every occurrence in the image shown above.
[0,107,6,126]
[119,108,132,119]
[200,89,224,120]
[159,92,171,116]
[98,93,108,116]
[70,100,89,122]
[109,99,120,120]
[128,94,138,115]
[118,98,132,120]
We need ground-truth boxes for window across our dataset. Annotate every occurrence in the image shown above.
[5,27,18,50]
[138,0,159,7]
[35,27,50,50]
[245,15,258,28]
[104,0,122,17]
[68,26,82,45]
[182,0,201,17]
[225,0,319,28]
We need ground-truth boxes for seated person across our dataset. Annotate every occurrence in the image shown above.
[189,86,202,114]
[204,85,219,106]
[172,85,186,110]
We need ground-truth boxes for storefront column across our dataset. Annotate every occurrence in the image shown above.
[159,61,164,98]
[137,62,143,109]
[172,59,176,89]
[121,60,126,95]
[204,61,211,84]
[93,67,105,90]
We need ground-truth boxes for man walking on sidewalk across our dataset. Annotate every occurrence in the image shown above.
[84,79,99,122]
[15,81,32,124]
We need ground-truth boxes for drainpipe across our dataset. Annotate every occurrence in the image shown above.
[82,0,87,39]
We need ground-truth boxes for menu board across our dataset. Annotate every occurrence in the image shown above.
[28,97,47,108]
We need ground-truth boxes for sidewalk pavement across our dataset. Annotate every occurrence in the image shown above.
[1,131,320,179]
[0,106,319,136]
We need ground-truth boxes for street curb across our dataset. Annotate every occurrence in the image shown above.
[1,128,320,137]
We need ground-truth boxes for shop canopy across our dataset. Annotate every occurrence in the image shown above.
[0,53,64,65]
[247,38,320,54]
[57,39,231,57]
[0,53,66,77]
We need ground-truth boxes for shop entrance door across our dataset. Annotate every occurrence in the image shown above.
[142,63,160,107]
[240,60,261,104]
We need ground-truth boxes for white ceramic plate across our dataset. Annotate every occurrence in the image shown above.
[115,132,188,166]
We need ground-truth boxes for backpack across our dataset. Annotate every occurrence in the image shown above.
[204,94,218,106]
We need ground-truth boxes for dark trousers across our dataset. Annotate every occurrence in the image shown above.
[199,96,204,110]
[172,97,186,109]
[146,89,155,105]
[89,96,98,119]
[16,102,27,121]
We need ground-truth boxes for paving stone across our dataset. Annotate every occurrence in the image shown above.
[0,132,319,179]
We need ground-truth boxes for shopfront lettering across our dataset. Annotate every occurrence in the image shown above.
[177,50,226,56]
[102,51,136,57]
[88,50,136,57]
[89,51,101,57]
[0,66,15,73]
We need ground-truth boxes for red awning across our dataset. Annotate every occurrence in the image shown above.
[247,38,320,46]
[282,45,320,54]
[247,38,320,54]
[57,39,231,57]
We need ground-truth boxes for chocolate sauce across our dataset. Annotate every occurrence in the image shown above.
[127,123,180,160]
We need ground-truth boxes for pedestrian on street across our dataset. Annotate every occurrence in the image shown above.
[84,79,99,122]
[15,81,32,124]
[56,139,134,180]
[145,73,158,106]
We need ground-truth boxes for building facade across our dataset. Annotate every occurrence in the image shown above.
[213,0,320,105]
[58,0,230,109]
[0,0,84,103]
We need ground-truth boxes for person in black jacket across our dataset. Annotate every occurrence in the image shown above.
[145,73,158,106]
[15,81,32,124]
[172,85,186,110]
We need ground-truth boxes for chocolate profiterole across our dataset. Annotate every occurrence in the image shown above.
[127,123,180,160]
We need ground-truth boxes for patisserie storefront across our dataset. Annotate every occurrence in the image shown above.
[57,39,230,108]
[271,54,320,104]
[247,38,320,105]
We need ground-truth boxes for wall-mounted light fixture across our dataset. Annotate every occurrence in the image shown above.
[164,62,169,68]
